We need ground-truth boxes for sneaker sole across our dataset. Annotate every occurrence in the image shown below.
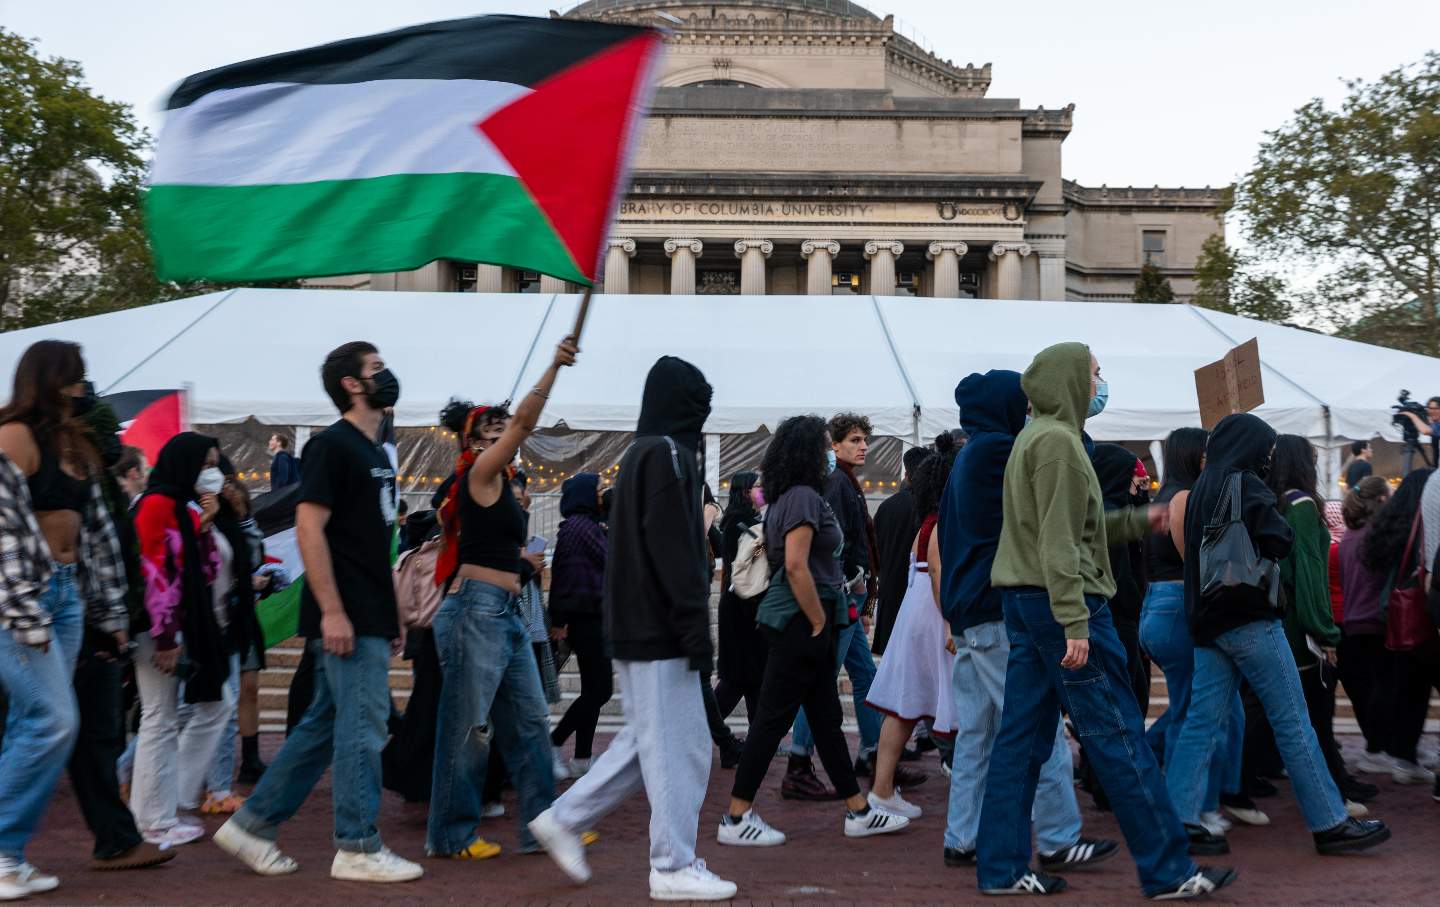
[844,820,911,839]
[717,833,785,847]
[1316,826,1392,855]
[90,848,177,871]
[982,881,1069,896]
[527,817,592,883]
[650,886,738,902]
[330,869,423,883]
[1150,867,1238,901]
[1222,808,1271,827]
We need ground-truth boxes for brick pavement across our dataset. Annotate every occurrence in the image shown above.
[22,734,1440,906]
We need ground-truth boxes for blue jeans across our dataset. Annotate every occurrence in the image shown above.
[427,581,555,855]
[1166,619,1347,832]
[945,619,1082,854]
[977,589,1193,896]
[1139,581,1244,811]
[232,637,391,852]
[792,596,881,758]
[0,567,82,859]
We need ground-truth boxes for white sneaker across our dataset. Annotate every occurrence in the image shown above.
[1199,811,1232,835]
[1223,804,1270,827]
[1353,751,1396,774]
[570,757,592,777]
[142,824,205,847]
[649,859,737,901]
[717,809,786,847]
[868,789,922,819]
[528,808,591,883]
[0,860,59,897]
[553,754,572,781]
[1345,799,1370,818]
[844,807,910,838]
[941,759,952,778]
[482,802,506,819]
[213,817,299,876]
[1390,758,1435,785]
[329,847,423,883]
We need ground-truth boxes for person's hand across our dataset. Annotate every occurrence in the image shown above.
[392,625,407,658]
[253,573,271,591]
[1321,646,1337,665]
[198,493,220,526]
[521,549,545,572]
[152,645,181,675]
[1060,638,1089,670]
[21,635,49,654]
[322,612,355,658]
[554,337,579,368]
[112,629,129,650]
[862,612,874,634]
[810,616,825,637]
[549,625,568,642]
[943,628,958,656]
[1147,503,1170,535]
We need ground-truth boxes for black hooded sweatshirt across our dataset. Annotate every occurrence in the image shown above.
[1092,444,1146,627]
[602,357,715,670]
[1183,413,1295,644]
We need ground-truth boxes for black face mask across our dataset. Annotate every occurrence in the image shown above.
[365,368,400,410]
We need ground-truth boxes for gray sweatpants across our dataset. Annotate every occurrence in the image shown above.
[550,657,711,871]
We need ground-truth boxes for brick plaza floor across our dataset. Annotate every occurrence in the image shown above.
[22,733,1440,906]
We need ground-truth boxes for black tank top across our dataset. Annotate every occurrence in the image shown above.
[28,439,90,513]
[457,472,526,574]
[1144,486,1185,582]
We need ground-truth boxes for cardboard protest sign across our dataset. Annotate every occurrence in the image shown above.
[1195,338,1264,429]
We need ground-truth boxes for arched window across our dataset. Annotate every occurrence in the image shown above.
[681,79,758,88]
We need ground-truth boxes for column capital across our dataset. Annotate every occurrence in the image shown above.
[733,239,773,259]
[662,238,703,258]
[801,239,840,258]
[927,241,968,259]
[988,241,1032,260]
[608,237,637,257]
[864,240,904,259]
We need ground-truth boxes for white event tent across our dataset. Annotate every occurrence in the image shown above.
[3,288,1438,488]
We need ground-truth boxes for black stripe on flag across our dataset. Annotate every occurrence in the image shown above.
[167,15,656,110]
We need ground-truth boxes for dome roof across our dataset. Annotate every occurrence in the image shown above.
[565,1,881,23]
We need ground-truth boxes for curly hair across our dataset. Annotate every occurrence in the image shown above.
[1361,468,1432,574]
[827,412,872,446]
[912,432,962,516]
[439,396,510,450]
[1341,475,1390,531]
[763,415,829,504]
[1266,434,1323,514]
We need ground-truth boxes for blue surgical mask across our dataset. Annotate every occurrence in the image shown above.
[1087,380,1109,419]
[826,449,837,475]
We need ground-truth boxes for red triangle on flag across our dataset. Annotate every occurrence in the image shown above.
[478,33,659,284]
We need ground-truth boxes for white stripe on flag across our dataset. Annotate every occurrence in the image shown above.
[152,79,530,187]
[263,527,303,582]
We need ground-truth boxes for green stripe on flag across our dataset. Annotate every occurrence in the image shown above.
[145,171,587,284]
[257,576,304,649]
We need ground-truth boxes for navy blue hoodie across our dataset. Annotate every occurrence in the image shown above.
[938,370,1028,632]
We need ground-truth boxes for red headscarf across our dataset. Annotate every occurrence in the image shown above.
[434,404,514,587]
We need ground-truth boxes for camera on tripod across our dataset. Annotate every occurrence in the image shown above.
[1392,389,1429,444]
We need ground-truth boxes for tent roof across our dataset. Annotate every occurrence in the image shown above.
[2,288,1437,444]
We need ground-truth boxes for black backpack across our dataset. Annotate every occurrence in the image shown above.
[1199,472,1281,612]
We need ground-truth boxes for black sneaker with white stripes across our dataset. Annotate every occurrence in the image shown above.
[717,809,786,847]
[843,807,911,838]
[1148,866,1237,900]
[1037,837,1119,871]
[981,871,1068,896]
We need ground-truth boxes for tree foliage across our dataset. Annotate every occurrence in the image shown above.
[1132,262,1175,303]
[1235,51,1439,356]
[0,29,294,332]
[1192,233,1294,323]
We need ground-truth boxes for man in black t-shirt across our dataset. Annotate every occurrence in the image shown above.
[1343,440,1373,490]
[216,342,422,884]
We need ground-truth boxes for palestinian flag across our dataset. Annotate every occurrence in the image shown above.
[146,15,663,285]
[100,388,187,465]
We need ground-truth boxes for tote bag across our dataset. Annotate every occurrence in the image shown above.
[1383,511,1437,651]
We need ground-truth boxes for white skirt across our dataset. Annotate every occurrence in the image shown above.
[866,557,956,734]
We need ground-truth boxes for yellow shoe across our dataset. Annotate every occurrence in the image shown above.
[453,837,502,860]
[202,793,246,815]
[581,830,600,847]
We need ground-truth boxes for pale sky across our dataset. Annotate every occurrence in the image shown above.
[5,0,1437,192]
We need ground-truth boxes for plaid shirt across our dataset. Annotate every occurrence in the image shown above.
[0,452,54,645]
[78,477,129,633]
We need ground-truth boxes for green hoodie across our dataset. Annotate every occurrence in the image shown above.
[989,342,1149,639]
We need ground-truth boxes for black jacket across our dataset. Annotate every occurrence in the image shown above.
[871,485,917,655]
[602,357,715,670]
[1183,413,1295,644]
[825,468,870,582]
[1092,443,1146,626]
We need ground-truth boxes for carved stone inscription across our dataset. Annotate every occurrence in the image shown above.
[618,199,1008,224]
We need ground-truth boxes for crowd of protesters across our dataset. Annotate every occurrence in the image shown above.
[1,335,1435,902]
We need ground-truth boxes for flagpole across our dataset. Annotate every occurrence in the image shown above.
[570,285,595,342]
